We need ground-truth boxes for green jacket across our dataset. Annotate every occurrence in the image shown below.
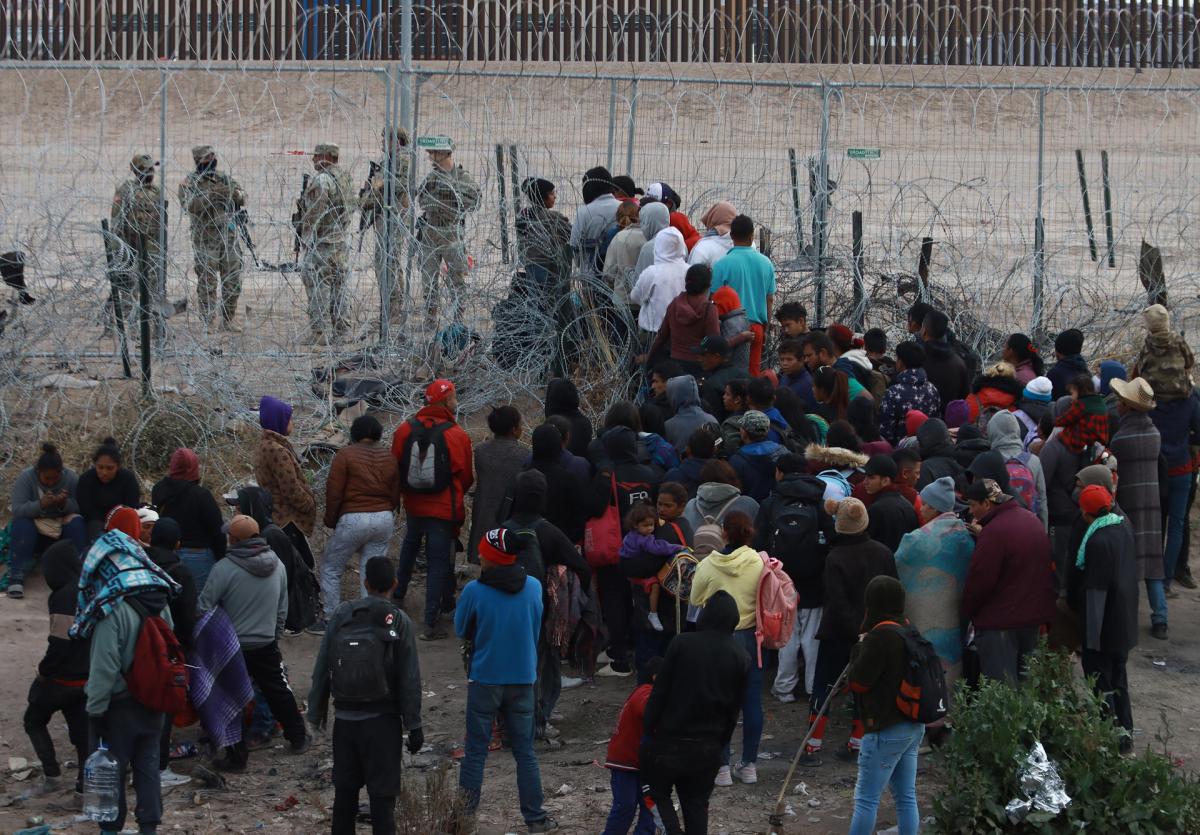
[306,595,422,730]
[86,595,174,716]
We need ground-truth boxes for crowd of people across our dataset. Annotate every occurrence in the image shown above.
[6,168,1197,835]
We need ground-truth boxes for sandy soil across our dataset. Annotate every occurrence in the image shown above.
[0,512,1198,835]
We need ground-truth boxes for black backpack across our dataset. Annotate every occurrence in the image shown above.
[771,419,809,455]
[399,418,453,494]
[948,332,982,381]
[874,621,949,725]
[767,499,825,565]
[330,598,402,704]
[286,560,321,633]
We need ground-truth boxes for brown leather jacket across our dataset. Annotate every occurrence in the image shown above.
[255,430,317,535]
[323,440,400,528]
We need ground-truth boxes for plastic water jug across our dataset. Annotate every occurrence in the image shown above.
[82,741,120,823]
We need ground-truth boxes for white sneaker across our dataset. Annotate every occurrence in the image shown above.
[773,692,797,704]
[732,761,757,784]
[159,768,191,787]
[560,676,584,690]
[647,612,664,632]
[596,650,613,665]
[596,664,632,678]
[713,765,733,787]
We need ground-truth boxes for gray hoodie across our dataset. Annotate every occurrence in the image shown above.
[682,481,760,533]
[988,411,1049,529]
[634,203,671,280]
[198,537,288,648]
[664,375,718,453]
[10,466,80,518]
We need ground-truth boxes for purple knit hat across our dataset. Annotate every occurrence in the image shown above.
[259,396,293,435]
[944,400,970,430]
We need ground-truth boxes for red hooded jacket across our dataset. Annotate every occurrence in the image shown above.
[604,682,653,771]
[391,404,474,525]
[670,211,700,252]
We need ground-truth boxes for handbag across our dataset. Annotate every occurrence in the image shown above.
[583,473,622,568]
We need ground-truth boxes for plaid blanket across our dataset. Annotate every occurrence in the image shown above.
[70,530,179,639]
[189,608,253,748]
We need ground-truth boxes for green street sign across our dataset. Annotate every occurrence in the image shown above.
[417,135,454,151]
[847,147,882,160]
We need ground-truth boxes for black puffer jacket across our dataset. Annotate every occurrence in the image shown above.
[39,541,90,681]
[545,379,594,459]
[753,474,834,608]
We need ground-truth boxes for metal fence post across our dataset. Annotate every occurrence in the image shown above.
[814,83,831,327]
[606,78,617,171]
[625,79,638,175]
[380,67,394,343]
[1032,87,1046,337]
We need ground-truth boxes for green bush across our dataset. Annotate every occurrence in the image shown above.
[932,647,1200,834]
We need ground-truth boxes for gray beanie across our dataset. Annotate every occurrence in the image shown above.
[919,476,957,514]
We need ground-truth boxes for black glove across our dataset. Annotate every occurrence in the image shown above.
[88,714,108,745]
[406,727,424,755]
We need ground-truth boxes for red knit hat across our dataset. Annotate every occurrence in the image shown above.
[425,378,455,404]
[105,505,142,540]
[828,323,855,352]
[905,409,929,438]
[1079,484,1113,516]
[478,528,518,566]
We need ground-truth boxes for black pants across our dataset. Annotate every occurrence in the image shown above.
[331,714,404,835]
[1082,649,1133,732]
[24,677,88,787]
[976,626,1041,685]
[596,565,633,668]
[642,738,721,835]
[90,701,165,834]
[226,642,306,766]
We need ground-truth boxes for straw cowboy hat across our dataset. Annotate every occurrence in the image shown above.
[1110,377,1156,411]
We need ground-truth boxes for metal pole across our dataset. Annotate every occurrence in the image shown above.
[403,77,423,307]
[157,66,168,346]
[1033,88,1046,336]
[399,0,413,129]
[1100,149,1115,268]
[380,68,393,343]
[814,83,831,326]
[852,210,865,331]
[495,144,510,263]
[137,236,152,397]
[606,78,617,171]
[788,148,806,258]
[625,79,638,176]
[1075,149,1098,262]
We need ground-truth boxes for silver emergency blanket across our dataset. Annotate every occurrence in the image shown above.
[1004,741,1072,823]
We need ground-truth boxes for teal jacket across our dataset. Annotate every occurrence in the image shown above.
[86,592,174,716]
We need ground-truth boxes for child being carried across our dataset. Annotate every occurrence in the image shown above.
[620,504,684,632]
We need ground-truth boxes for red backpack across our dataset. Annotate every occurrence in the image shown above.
[126,600,190,714]
[754,551,799,665]
[1004,452,1040,515]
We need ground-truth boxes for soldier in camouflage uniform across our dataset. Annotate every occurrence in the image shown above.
[416,138,480,327]
[299,142,356,341]
[359,127,411,333]
[108,153,163,334]
[178,145,246,331]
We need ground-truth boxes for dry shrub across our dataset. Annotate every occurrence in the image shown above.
[396,766,472,835]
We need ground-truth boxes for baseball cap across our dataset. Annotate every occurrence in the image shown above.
[693,335,731,356]
[136,506,160,524]
[1079,484,1113,516]
[224,514,260,541]
[425,378,455,403]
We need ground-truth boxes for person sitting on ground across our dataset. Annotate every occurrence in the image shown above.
[697,335,752,421]
[468,405,527,563]
[322,415,400,622]
[1004,332,1045,386]
[710,286,755,374]
[1132,303,1195,402]
[255,395,318,566]
[688,200,738,266]
[8,442,87,599]
[603,657,664,835]
[644,264,720,374]
[846,576,927,835]
[1069,485,1138,754]
[150,447,226,593]
[1055,373,1110,452]
[308,556,423,835]
[664,374,718,453]
[642,590,748,835]
[621,504,685,633]
[664,428,716,498]
[864,327,897,385]
[729,410,786,502]
[75,437,141,543]
[1046,328,1089,400]
[200,514,310,770]
[802,497,898,766]
[24,540,89,798]
[455,529,555,832]
[861,454,919,553]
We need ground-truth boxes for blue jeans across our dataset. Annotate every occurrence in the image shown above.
[9,516,87,585]
[1164,474,1192,584]
[848,721,924,835]
[460,682,546,826]
[722,628,764,765]
[178,547,216,594]
[394,516,455,628]
[603,769,657,835]
[1146,579,1168,627]
[249,686,275,739]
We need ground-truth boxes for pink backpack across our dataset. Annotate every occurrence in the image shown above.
[754,551,799,665]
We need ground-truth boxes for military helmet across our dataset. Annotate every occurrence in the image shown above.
[130,154,157,174]
[191,144,215,164]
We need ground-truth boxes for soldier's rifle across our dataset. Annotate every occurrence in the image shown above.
[357,161,382,254]
[99,219,133,379]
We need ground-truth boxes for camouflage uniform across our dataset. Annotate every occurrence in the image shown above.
[359,128,411,329]
[417,148,480,325]
[108,154,163,331]
[299,143,356,339]
[178,145,246,327]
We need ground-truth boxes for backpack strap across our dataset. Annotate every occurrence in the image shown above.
[668,521,687,546]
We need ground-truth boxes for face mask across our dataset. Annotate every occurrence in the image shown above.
[197,159,216,174]
[138,173,154,186]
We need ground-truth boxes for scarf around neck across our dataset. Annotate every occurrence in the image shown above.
[1075,513,1123,569]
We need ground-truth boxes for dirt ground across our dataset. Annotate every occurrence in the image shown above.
[1,512,1199,835]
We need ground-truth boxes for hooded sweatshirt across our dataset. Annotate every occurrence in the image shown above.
[38,540,90,682]
[710,286,753,373]
[753,473,835,607]
[10,466,80,519]
[633,202,671,279]
[455,565,543,685]
[915,419,967,492]
[643,589,749,745]
[730,439,787,502]
[150,474,227,559]
[603,223,647,306]
[689,544,765,629]
[198,537,287,648]
[1047,353,1090,400]
[86,588,173,715]
[922,339,970,408]
[507,469,591,588]
[650,290,721,363]
[988,410,1049,528]
[664,375,719,452]
[147,519,199,649]
[682,481,760,533]
[848,576,911,735]
[545,378,594,459]
[630,227,689,333]
[588,427,662,523]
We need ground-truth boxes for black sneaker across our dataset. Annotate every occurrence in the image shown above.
[834,746,859,763]
[419,626,446,641]
[290,736,311,755]
[528,817,559,833]
[797,750,823,768]
[211,757,247,773]
[1151,622,1168,640]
